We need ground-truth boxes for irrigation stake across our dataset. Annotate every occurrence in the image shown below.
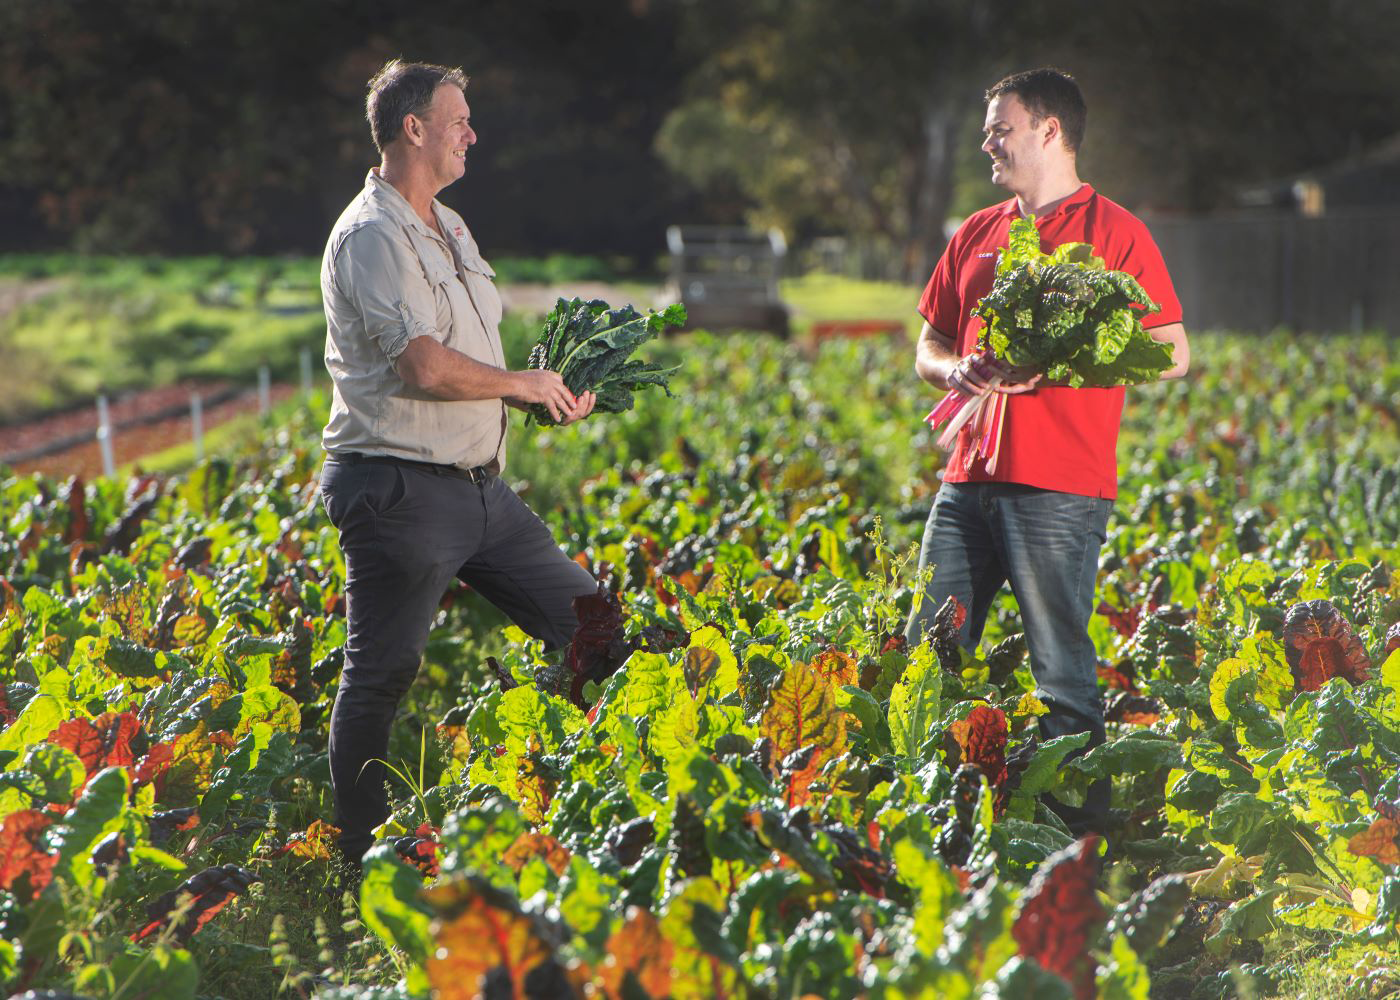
[258,365,271,415]
[96,394,115,478]
[191,392,204,462]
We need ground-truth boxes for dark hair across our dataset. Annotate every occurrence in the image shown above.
[985,68,1086,154]
[365,59,469,153]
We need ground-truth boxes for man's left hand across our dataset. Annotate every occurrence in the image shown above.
[985,358,1042,395]
[557,390,596,425]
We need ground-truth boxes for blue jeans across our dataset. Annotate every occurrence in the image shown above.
[904,482,1113,831]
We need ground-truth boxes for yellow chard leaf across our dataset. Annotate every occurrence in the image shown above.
[1209,635,1294,722]
[652,694,700,766]
[760,663,847,770]
[684,625,738,703]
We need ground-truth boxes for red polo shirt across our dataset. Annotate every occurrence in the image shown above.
[917,183,1182,499]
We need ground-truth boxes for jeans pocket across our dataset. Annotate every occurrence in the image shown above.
[1085,497,1113,545]
[362,464,410,517]
[319,462,357,528]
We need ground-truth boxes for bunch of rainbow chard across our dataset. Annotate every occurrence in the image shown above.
[526,297,685,425]
[925,215,1175,473]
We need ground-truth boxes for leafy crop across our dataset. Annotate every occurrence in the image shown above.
[0,327,1396,997]
[973,215,1174,387]
[525,297,684,425]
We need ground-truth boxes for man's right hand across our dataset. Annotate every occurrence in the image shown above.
[507,369,578,423]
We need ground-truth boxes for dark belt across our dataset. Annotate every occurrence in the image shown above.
[330,451,493,484]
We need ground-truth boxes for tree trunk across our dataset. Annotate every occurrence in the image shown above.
[904,98,964,285]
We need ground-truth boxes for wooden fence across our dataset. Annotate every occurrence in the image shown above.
[802,208,1400,335]
[1143,208,1400,335]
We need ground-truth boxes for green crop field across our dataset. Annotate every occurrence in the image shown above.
[0,253,636,424]
[1,267,1398,999]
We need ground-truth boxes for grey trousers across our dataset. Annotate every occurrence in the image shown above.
[319,456,595,862]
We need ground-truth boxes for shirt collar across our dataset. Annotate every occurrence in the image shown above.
[364,169,445,241]
[998,182,1096,219]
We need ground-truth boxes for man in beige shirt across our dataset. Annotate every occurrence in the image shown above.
[318,59,597,870]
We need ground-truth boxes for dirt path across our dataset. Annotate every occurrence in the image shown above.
[0,278,665,479]
[2,384,300,480]
[0,277,65,320]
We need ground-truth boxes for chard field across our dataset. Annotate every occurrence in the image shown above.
[1,309,1398,998]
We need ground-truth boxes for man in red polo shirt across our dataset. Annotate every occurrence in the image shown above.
[904,68,1190,837]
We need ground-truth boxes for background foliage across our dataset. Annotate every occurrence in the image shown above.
[3,0,1400,268]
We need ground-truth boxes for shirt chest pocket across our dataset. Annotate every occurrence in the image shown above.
[406,235,462,340]
[455,247,503,337]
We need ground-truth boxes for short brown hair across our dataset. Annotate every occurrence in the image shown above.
[986,68,1086,154]
[365,59,469,153]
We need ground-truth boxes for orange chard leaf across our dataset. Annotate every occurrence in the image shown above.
[598,908,674,999]
[1348,817,1400,865]
[809,649,859,688]
[503,832,572,876]
[760,663,848,807]
[947,705,1008,786]
[47,711,142,780]
[275,819,341,861]
[424,879,560,1000]
[0,809,59,899]
[134,742,175,797]
[760,663,847,769]
[1096,663,1137,691]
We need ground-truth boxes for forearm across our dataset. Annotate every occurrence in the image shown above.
[1149,323,1190,380]
[395,335,520,401]
[914,322,960,389]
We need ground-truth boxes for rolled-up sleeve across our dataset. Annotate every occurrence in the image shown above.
[332,223,442,361]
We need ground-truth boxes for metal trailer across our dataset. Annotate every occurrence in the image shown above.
[666,225,791,336]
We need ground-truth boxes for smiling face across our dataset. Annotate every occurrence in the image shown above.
[411,84,477,191]
[981,93,1055,193]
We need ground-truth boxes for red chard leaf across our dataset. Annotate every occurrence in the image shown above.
[1282,600,1371,690]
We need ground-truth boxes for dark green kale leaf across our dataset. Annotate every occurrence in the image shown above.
[525,298,684,425]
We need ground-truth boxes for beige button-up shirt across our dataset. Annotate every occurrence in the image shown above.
[320,170,509,471]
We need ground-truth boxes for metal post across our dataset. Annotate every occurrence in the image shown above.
[190,392,204,463]
[96,395,115,478]
[258,365,271,415]
[299,347,313,394]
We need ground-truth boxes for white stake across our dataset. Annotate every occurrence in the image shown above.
[258,365,271,415]
[96,394,115,478]
[299,348,313,394]
[191,392,204,462]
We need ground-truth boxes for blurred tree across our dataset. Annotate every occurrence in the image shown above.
[656,0,1002,282]
[658,0,1400,280]
[0,0,694,259]
[2,0,1397,263]
[0,0,370,253]
[1048,0,1400,211]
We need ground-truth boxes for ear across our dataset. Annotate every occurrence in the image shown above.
[402,113,426,148]
[1040,115,1062,149]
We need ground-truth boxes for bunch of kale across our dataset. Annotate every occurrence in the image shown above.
[972,216,1173,387]
[525,297,684,425]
